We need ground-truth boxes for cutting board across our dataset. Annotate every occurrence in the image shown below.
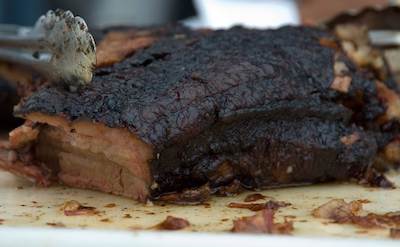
[0,170,399,239]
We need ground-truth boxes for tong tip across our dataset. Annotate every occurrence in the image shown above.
[33,9,96,91]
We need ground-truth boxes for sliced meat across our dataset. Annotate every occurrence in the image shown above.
[24,113,152,201]
[0,26,397,202]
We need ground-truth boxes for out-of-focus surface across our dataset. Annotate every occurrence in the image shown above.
[0,170,399,239]
[189,0,299,29]
[0,1,396,32]
[325,5,400,84]
[0,0,195,28]
[0,0,300,29]
[299,0,388,25]
[0,229,398,247]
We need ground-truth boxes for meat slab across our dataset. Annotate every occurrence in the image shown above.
[0,26,398,202]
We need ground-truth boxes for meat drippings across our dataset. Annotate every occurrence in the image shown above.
[4,113,154,201]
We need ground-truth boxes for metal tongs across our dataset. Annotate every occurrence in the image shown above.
[369,30,400,47]
[0,9,96,92]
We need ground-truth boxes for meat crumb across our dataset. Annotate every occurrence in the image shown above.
[152,216,190,231]
[330,76,352,93]
[361,168,394,188]
[319,38,339,49]
[228,202,266,211]
[228,200,291,212]
[157,185,210,205]
[376,80,400,122]
[244,193,267,202]
[100,218,111,223]
[284,216,296,221]
[46,222,65,228]
[334,61,349,75]
[123,214,132,219]
[312,199,400,229]
[0,219,4,225]
[390,229,400,239]
[232,209,293,234]
[340,132,360,145]
[312,199,364,221]
[215,180,243,196]
[265,200,292,210]
[104,203,116,208]
[61,200,98,216]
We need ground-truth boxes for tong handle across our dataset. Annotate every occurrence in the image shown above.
[0,34,45,50]
[0,24,30,35]
[0,23,46,50]
[369,30,400,46]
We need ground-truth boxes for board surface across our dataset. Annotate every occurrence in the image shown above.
[0,170,399,240]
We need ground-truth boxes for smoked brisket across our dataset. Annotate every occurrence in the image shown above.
[1,26,399,201]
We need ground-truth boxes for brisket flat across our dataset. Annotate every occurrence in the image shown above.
[1,26,398,201]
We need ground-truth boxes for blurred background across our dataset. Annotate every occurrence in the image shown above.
[0,0,391,29]
[0,0,196,27]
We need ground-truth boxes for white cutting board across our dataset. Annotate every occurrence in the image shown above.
[0,170,400,246]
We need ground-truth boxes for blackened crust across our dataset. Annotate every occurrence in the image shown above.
[15,26,388,195]
[16,26,339,145]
